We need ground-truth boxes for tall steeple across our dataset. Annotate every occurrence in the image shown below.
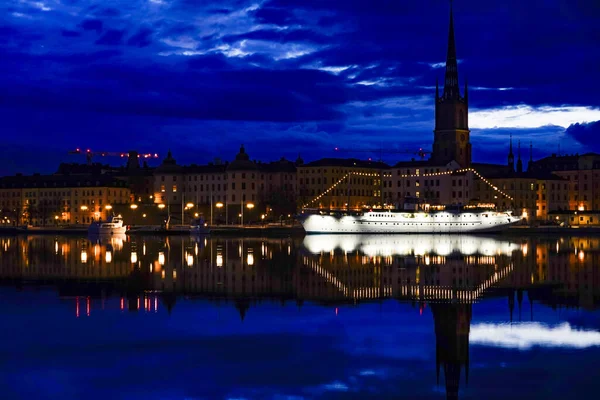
[443,0,460,100]
[516,140,523,173]
[432,0,471,168]
[528,141,534,171]
[508,133,514,171]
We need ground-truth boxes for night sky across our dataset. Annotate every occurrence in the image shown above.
[1,0,599,175]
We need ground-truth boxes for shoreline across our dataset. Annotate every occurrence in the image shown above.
[2,225,600,237]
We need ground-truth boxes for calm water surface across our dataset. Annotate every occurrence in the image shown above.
[1,233,600,399]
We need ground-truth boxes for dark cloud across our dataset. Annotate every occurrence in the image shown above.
[79,19,103,33]
[96,8,120,17]
[127,28,153,47]
[253,6,298,25]
[95,29,126,45]
[61,29,81,38]
[565,120,600,151]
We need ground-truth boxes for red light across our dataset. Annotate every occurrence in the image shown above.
[86,296,90,317]
[76,296,80,318]
[334,147,339,151]
[86,149,91,153]
[335,307,338,316]
[120,297,124,311]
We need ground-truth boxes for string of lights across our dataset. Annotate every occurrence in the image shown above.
[302,167,513,208]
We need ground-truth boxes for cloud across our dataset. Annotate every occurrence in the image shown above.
[61,29,81,37]
[470,322,600,350]
[252,7,298,26]
[95,29,126,45]
[565,120,600,150]
[80,19,103,33]
[470,105,600,129]
[127,28,153,47]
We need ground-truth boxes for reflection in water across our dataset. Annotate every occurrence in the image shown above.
[302,234,519,256]
[1,233,600,399]
[470,322,600,349]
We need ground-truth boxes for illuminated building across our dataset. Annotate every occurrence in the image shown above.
[152,146,298,224]
[0,174,131,225]
[297,158,390,210]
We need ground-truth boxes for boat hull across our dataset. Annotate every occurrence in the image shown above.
[298,211,522,234]
[88,226,127,235]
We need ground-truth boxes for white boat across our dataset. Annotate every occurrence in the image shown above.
[297,208,522,234]
[88,215,127,235]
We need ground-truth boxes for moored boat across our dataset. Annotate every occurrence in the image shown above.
[297,206,523,234]
[88,215,127,235]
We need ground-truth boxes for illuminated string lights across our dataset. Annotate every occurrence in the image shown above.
[302,167,513,208]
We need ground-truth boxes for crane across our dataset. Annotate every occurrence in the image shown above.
[333,147,431,161]
[68,148,159,166]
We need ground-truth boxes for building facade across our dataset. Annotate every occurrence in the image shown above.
[152,146,298,224]
[0,174,131,226]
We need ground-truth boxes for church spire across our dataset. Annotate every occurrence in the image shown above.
[528,141,534,171]
[443,0,460,99]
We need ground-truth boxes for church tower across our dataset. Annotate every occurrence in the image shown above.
[508,133,515,171]
[433,2,471,167]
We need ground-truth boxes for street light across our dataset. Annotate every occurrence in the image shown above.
[216,202,224,208]
[186,202,194,209]
[158,204,166,209]
[80,205,88,211]
[246,203,254,209]
[130,204,138,225]
[105,205,112,210]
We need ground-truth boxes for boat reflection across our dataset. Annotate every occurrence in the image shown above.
[302,234,520,256]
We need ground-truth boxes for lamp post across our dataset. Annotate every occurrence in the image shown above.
[130,203,138,225]
[185,202,194,225]
[215,202,224,226]
[241,202,254,226]
[80,205,88,224]
[104,204,112,221]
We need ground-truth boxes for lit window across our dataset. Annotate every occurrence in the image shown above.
[172,185,177,193]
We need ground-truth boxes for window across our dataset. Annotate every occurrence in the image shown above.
[172,185,177,193]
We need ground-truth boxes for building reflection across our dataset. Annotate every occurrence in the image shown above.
[1,233,600,398]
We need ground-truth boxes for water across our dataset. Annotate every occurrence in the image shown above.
[1,233,599,399]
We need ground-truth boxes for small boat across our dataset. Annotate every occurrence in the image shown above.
[190,217,210,235]
[88,215,127,235]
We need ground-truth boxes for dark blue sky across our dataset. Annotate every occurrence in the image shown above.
[1,0,600,175]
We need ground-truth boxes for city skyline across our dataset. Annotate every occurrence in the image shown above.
[1,0,600,176]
